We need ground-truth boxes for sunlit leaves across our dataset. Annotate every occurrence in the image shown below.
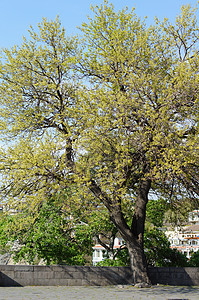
[0,1,198,238]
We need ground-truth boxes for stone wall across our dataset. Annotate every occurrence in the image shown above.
[150,267,199,286]
[0,265,133,287]
[0,265,199,286]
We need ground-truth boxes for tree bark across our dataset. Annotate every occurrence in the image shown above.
[126,239,150,284]
[131,179,151,247]
[129,179,151,283]
[113,179,151,284]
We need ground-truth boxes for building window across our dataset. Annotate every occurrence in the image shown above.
[96,250,101,258]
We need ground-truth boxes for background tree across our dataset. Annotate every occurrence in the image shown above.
[0,193,94,265]
[0,2,198,284]
[146,199,166,228]
[144,228,188,267]
[189,251,199,267]
[0,197,189,267]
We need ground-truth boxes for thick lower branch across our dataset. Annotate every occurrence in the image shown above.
[89,179,133,240]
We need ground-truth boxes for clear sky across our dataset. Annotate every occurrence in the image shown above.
[0,0,198,48]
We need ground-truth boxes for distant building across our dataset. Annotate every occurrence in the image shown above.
[165,224,199,259]
[92,237,125,265]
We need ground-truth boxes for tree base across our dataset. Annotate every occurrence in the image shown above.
[134,282,151,288]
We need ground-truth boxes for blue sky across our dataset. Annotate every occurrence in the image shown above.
[0,0,198,48]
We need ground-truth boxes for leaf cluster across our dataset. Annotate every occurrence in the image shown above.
[0,196,93,265]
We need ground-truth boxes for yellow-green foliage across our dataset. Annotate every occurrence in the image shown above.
[0,2,198,220]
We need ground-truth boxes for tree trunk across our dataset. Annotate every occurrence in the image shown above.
[128,179,151,283]
[114,179,151,284]
[126,239,150,284]
[129,179,151,283]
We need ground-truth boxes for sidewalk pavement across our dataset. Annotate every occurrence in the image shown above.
[0,285,199,300]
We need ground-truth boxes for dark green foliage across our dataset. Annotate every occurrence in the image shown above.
[0,215,12,255]
[145,199,188,267]
[0,198,93,265]
[144,228,188,267]
[188,251,199,267]
[146,199,166,228]
[0,196,192,268]
[96,248,130,266]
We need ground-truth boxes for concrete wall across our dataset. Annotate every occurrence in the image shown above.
[0,265,199,286]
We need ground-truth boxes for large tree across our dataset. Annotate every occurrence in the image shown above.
[0,2,198,283]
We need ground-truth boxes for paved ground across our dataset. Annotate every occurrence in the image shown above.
[0,285,199,300]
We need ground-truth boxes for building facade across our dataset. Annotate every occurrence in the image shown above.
[165,211,199,259]
[92,237,124,265]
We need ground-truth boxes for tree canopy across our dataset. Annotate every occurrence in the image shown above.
[0,1,198,283]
